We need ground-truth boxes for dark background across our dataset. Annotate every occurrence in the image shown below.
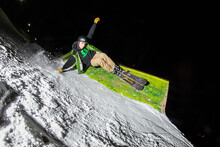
[1,0,219,146]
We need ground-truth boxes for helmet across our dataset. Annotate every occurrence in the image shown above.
[77,35,87,42]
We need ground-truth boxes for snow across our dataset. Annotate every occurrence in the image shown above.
[0,33,193,146]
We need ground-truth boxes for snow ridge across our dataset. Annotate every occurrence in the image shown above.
[0,34,193,146]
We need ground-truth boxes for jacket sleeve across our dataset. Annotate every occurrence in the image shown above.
[87,23,97,40]
[72,42,78,54]
[62,55,76,70]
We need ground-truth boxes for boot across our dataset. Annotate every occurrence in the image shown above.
[112,65,122,76]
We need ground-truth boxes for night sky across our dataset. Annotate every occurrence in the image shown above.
[1,0,220,146]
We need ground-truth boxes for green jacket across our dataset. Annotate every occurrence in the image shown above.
[61,43,102,74]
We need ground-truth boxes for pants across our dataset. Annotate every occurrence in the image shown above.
[91,53,115,72]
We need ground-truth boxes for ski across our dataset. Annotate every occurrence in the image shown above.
[117,73,144,91]
[121,70,147,85]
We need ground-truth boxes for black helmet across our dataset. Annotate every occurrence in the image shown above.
[77,35,87,42]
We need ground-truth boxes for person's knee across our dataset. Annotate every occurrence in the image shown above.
[100,53,107,58]
[92,58,103,67]
[97,58,103,64]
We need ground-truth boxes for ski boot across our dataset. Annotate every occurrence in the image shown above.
[112,65,122,76]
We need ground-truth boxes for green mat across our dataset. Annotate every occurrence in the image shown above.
[85,65,169,113]
[61,44,169,113]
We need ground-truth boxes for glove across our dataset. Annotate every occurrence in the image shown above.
[57,69,63,73]
[94,17,100,24]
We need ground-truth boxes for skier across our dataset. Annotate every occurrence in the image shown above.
[58,17,147,90]
[57,17,121,75]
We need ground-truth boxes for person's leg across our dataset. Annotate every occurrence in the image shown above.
[91,53,116,72]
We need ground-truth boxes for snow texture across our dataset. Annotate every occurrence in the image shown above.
[0,33,193,146]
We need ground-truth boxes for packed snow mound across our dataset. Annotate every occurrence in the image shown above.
[0,34,193,146]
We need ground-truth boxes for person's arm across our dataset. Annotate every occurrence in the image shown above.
[62,55,76,70]
[58,55,76,72]
[87,17,100,40]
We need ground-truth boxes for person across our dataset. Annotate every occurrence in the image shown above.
[58,17,121,75]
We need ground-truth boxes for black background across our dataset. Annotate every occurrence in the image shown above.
[1,0,219,146]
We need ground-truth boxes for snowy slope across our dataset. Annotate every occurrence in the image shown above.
[0,33,193,146]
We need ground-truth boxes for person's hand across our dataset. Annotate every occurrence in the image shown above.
[57,69,63,73]
[94,17,100,24]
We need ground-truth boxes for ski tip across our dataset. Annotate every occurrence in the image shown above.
[145,80,150,86]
